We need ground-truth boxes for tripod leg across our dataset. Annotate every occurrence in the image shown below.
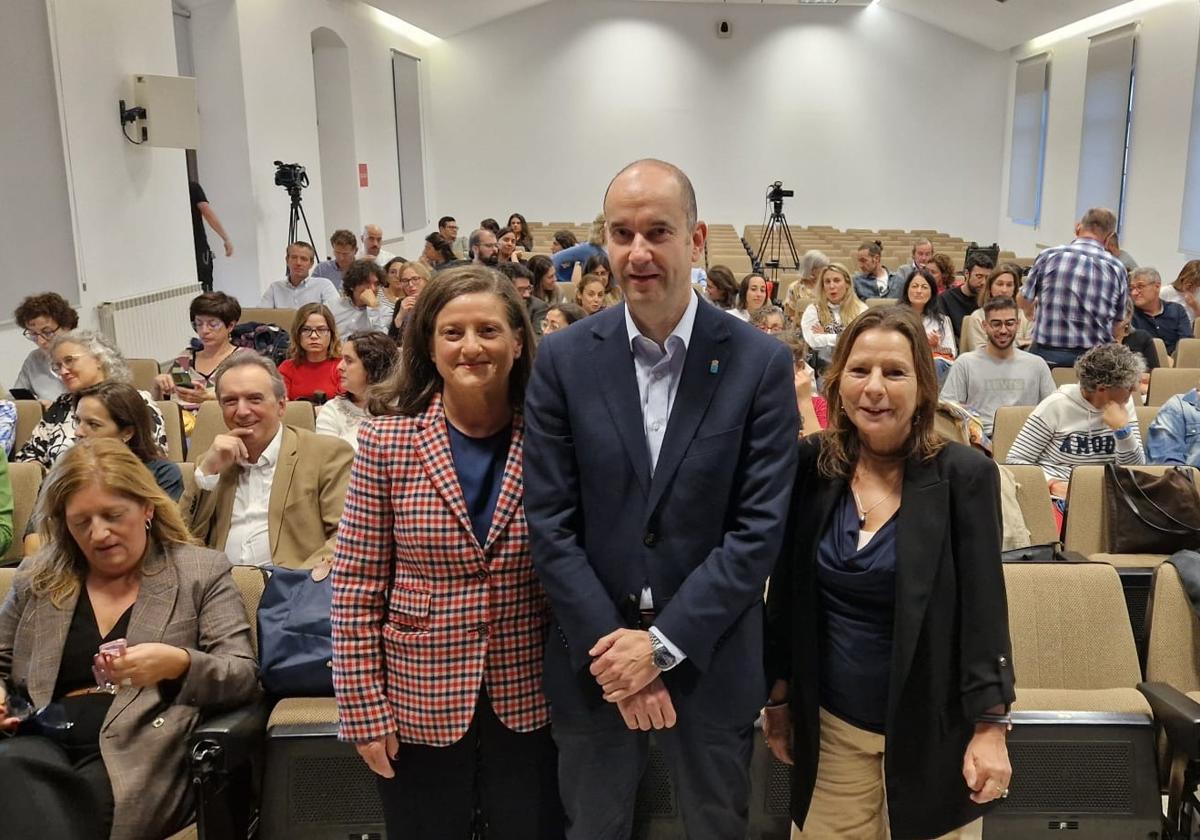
[778,215,801,270]
[296,201,316,248]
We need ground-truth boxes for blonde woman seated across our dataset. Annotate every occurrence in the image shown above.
[960,264,1034,353]
[0,439,259,840]
[575,273,609,316]
[316,331,399,452]
[800,264,868,369]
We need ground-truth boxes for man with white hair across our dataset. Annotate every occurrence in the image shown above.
[1130,266,1193,356]
[359,223,396,264]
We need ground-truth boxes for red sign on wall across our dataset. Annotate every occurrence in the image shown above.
[358,163,369,187]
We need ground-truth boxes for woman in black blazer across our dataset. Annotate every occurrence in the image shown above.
[764,306,1016,839]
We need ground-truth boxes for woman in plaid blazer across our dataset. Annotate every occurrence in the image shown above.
[332,265,563,839]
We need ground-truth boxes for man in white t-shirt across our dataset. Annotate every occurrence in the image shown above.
[940,296,1055,436]
[359,223,396,264]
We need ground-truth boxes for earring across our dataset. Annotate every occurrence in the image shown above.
[144,519,152,532]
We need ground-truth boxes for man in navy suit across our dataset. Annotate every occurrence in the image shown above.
[524,159,799,839]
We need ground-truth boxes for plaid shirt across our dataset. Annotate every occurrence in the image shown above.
[1024,237,1128,349]
[331,395,550,746]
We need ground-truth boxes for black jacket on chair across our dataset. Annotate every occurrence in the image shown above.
[765,438,1016,840]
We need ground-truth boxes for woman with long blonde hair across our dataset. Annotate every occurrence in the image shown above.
[0,439,258,840]
[800,263,868,368]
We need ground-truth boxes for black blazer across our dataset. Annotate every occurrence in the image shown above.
[765,439,1016,840]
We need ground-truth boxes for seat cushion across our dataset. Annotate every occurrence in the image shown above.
[1012,687,1152,716]
[1091,552,1169,569]
[269,697,339,728]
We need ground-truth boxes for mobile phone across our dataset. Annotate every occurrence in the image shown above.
[99,638,127,659]
[8,389,35,401]
[171,371,193,388]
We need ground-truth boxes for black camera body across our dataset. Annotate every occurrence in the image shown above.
[767,181,794,201]
[273,160,309,191]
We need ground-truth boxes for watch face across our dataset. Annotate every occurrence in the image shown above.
[653,648,675,670]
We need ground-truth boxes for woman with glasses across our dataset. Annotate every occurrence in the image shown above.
[154,293,251,427]
[279,303,342,402]
[13,293,79,402]
[15,331,166,471]
[388,260,433,344]
[751,304,787,337]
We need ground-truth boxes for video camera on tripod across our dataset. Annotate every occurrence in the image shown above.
[767,180,794,212]
[756,181,799,274]
[273,160,314,248]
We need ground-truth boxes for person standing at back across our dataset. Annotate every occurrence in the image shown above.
[1018,208,1129,368]
[523,159,798,840]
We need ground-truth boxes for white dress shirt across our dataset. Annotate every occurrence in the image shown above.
[327,295,378,336]
[194,425,284,567]
[623,292,700,667]
[259,276,340,309]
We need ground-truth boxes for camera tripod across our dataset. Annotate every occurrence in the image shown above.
[286,186,315,249]
[755,202,800,275]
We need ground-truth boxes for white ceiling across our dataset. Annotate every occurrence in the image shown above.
[361,0,1133,50]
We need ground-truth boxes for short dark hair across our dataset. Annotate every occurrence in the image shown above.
[497,262,534,283]
[330,229,357,249]
[437,216,456,229]
[553,230,577,250]
[480,218,501,235]
[858,240,883,258]
[983,296,1018,318]
[343,330,398,391]
[547,302,587,325]
[965,252,996,275]
[189,291,241,325]
[75,381,164,461]
[583,253,612,280]
[288,240,317,259]
[424,232,457,263]
[14,293,79,331]
[343,259,385,297]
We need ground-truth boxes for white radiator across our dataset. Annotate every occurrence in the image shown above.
[96,284,197,363]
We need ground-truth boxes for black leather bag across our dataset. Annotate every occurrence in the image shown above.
[1104,464,1200,554]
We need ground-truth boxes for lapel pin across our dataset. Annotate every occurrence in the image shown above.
[709,360,720,374]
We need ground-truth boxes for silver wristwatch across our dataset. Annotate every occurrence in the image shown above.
[650,633,677,671]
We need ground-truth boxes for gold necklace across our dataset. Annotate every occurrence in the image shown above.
[850,479,899,528]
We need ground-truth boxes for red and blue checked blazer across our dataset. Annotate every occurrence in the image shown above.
[331,394,550,746]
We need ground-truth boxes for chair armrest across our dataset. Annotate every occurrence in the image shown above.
[1139,682,1200,761]
[188,699,271,775]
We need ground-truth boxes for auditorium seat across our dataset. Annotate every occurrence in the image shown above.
[3,462,42,566]
[1153,338,1173,369]
[240,308,297,331]
[1051,367,1077,388]
[1004,464,1059,546]
[1140,562,1200,835]
[283,400,316,431]
[864,297,897,309]
[1175,338,1200,368]
[157,400,186,461]
[987,562,1162,837]
[1148,368,1200,406]
[991,405,1034,464]
[1135,404,1158,445]
[127,358,161,394]
[13,399,42,453]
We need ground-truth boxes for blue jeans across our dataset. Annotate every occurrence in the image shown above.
[1029,344,1086,369]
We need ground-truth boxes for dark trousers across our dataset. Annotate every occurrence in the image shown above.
[0,735,113,840]
[1029,343,1086,369]
[196,247,214,292]
[376,688,564,840]
[553,703,755,840]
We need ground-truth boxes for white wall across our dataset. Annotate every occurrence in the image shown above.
[997,0,1200,271]
[312,29,362,240]
[425,0,1010,242]
[231,0,434,297]
[0,0,195,388]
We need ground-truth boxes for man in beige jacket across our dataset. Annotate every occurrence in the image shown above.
[182,354,353,569]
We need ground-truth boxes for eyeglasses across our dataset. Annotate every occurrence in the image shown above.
[51,354,85,373]
[299,326,331,337]
[22,327,59,343]
[401,276,424,287]
[1129,283,1158,292]
[193,318,226,332]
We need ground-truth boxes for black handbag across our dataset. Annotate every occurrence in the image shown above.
[1001,542,1089,563]
[257,560,334,697]
[1104,464,1200,554]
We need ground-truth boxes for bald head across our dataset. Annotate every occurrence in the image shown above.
[362,224,384,256]
[604,159,698,229]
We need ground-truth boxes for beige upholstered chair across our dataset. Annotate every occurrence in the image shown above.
[239,308,298,331]
[1004,464,1059,546]
[156,400,186,461]
[1148,368,1200,406]
[3,462,43,564]
[13,400,43,454]
[991,405,1034,464]
[127,358,161,393]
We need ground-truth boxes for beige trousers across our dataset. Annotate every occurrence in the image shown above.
[792,708,984,840]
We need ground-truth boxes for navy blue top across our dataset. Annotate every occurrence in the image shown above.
[1132,300,1194,355]
[446,420,511,547]
[817,491,898,734]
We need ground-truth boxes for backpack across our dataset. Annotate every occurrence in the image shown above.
[230,322,291,365]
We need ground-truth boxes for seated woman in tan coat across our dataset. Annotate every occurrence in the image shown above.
[0,438,259,840]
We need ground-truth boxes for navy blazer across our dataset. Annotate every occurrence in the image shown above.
[523,297,799,723]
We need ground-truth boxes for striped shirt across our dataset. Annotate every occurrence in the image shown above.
[1004,384,1144,484]
[1023,237,1128,349]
